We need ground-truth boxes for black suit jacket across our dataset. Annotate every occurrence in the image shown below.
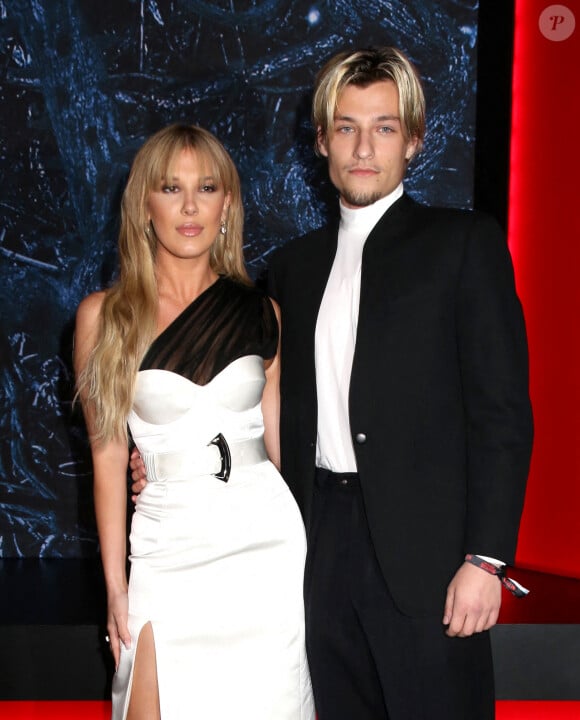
[268,194,533,616]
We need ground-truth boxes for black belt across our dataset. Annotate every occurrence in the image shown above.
[314,467,360,488]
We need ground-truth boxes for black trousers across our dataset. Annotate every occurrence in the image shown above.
[304,468,495,720]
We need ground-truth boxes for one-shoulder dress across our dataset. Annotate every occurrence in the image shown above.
[112,277,314,720]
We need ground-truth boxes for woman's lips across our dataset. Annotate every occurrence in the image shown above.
[177,223,203,237]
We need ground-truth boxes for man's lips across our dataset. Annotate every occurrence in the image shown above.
[177,223,203,237]
[347,167,379,176]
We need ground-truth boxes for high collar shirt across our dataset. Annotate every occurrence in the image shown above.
[315,184,404,471]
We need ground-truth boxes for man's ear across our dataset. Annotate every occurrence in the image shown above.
[405,136,419,162]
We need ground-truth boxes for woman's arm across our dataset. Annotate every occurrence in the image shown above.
[262,299,281,470]
[74,293,131,669]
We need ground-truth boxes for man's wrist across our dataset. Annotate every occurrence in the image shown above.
[464,553,529,598]
[465,553,505,576]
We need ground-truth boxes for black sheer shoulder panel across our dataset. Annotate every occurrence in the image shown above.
[140,277,279,386]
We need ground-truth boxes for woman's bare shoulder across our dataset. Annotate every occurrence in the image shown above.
[76,290,106,324]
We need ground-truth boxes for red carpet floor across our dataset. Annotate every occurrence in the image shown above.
[1,702,580,719]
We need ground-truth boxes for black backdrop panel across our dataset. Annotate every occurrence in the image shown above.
[0,0,479,557]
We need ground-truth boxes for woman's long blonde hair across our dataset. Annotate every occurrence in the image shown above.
[77,124,249,443]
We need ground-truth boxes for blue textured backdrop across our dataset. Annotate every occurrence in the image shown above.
[0,0,478,557]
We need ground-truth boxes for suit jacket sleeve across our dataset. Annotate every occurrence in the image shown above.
[457,212,533,562]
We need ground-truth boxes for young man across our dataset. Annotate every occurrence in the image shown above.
[267,47,533,719]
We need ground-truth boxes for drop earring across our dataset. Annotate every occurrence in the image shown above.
[219,220,227,235]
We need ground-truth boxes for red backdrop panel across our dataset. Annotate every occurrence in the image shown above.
[510,0,580,577]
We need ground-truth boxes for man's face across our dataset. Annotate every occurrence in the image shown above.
[317,80,418,209]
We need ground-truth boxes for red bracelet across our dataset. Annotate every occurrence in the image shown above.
[464,554,529,598]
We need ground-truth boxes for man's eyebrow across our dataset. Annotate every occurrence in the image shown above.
[334,113,401,122]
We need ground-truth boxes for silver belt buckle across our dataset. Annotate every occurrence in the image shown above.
[208,433,231,483]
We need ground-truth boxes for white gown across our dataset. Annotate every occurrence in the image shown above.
[111,278,314,720]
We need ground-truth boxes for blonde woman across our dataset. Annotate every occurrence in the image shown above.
[75,124,314,720]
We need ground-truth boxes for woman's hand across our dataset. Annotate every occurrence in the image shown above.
[107,589,131,670]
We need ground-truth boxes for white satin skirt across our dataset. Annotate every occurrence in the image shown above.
[111,458,314,720]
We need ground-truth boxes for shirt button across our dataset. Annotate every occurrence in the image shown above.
[340,478,348,486]
[355,433,367,444]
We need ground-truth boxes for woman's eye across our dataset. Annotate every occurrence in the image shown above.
[162,185,178,193]
[200,184,216,193]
